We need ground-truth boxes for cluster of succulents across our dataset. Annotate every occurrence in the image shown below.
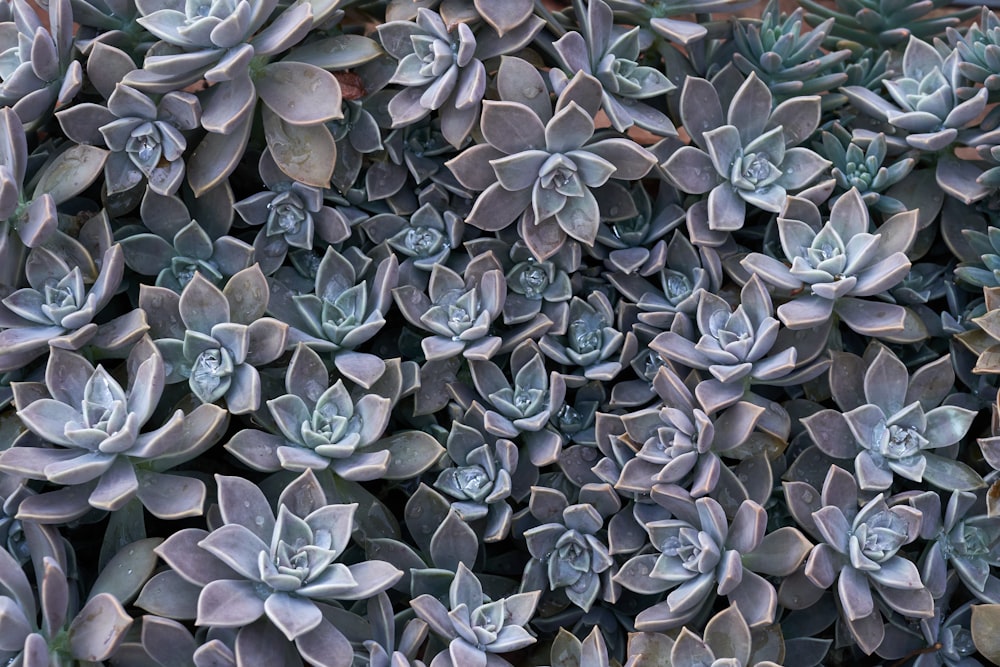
[7,0,1000,665]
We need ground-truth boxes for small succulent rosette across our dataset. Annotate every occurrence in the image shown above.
[142,471,403,662]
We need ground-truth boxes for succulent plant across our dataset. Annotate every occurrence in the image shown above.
[234,151,352,275]
[732,0,851,106]
[378,8,542,148]
[55,78,201,196]
[142,266,288,414]
[539,290,627,381]
[266,246,398,388]
[502,241,577,332]
[950,8,1000,99]
[466,339,566,467]
[385,0,539,38]
[843,37,993,205]
[741,188,923,342]
[551,0,676,135]
[118,205,255,293]
[409,561,540,667]
[542,627,612,667]
[594,182,685,277]
[614,495,810,630]
[227,343,442,482]
[434,421,518,543]
[910,490,1000,605]
[651,274,830,412]
[0,341,226,521]
[446,59,656,256]
[615,364,770,504]
[662,72,829,240]
[0,543,133,666]
[393,252,505,362]
[363,203,460,279]
[625,604,784,667]
[148,471,403,660]
[800,0,977,50]
[785,465,933,654]
[0,0,83,130]
[802,345,983,493]
[521,486,614,612]
[819,124,916,214]
[0,244,148,373]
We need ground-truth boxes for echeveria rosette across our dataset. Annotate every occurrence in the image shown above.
[909,490,1000,606]
[143,265,288,415]
[615,364,769,505]
[393,253,505,362]
[951,7,1000,99]
[731,1,850,107]
[130,0,356,194]
[119,215,255,293]
[785,466,933,654]
[502,240,576,331]
[0,244,148,373]
[843,37,992,205]
[0,0,83,130]
[378,8,542,148]
[594,182,685,278]
[539,291,626,382]
[434,421,518,543]
[614,496,810,631]
[0,545,133,666]
[953,224,1000,289]
[267,246,398,389]
[550,0,675,135]
[225,343,409,482]
[55,80,201,196]
[233,151,352,275]
[741,188,923,342]
[149,471,403,662]
[0,342,226,522]
[802,346,983,493]
[384,0,538,38]
[819,124,916,214]
[662,73,829,240]
[409,562,540,667]
[651,274,829,414]
[522,488,613,612]
[467,339,566,467]
[630,605,784,667]
[446,65,657,254]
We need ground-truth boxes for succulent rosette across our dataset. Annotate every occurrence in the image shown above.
[466,340,566,467]
[227,343,442,483]
[662,72,829,241]
[434,421,518,543]
[521,487,614,612]
[651,274,830,413]
[539,291,627,381]
[0,0,82,130]
[0,244,147,373]
[551,0,675,135]
[446,59,656,256]
[785,466,933,654]
[378,8,542,147]
[142,266,288,414]
[233,152,352,275]
[393,252,505,362]
[55,78,201,196]
[409,562,540,667]
[742,188,924,342]
[266,246,398,388]
[819,124,915,213]
[147,471,403,661]
[802,345,982,492]
[0,342,226,522]
[614,496,811,631]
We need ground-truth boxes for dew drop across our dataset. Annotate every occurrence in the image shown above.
[801,490,814,503]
